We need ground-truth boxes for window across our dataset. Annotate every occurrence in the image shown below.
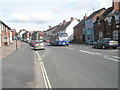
[1,24,4,31]
[107,14,112,25]
[106,33,110,38]
[87,34,91,40]
[99,32,102,38]
[113,30,118,40]
[114,11,120,24]
[98,21,101,26]
[0,24,1,34]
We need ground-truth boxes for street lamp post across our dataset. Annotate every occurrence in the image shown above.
[16,37,17,50]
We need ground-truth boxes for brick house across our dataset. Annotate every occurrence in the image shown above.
[12,29,17,40]
[0,20,12,47]
[73,16,87,44]
[85,8,106,44]
[44,25,58,42]
[94,7,113,41]
[31,31,44,40]
[22,31,32,41]
[94,0,120,44]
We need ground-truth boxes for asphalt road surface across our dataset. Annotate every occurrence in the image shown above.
[37,43,119,88]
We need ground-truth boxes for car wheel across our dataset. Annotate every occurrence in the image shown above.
[113,47,117,49]
[92,44,95,48]
[66,44,69,46]
[102,45,106,49]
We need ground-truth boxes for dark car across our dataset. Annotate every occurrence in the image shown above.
[92,38,119,49]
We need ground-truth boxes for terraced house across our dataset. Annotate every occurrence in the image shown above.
[94,0,120,44]
[45,17,79,42]
[0,20,12,47]
[85,8,106,44]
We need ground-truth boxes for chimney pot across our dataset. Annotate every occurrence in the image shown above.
[49,26,52,29]
[63,20,66,25]
[70,17,74,22]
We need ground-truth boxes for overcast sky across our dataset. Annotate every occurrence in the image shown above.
[0,0,112,32]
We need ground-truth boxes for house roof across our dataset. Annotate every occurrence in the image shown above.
[0,20,11,30]
[86,8,106,20]
[74,19,85,27]
[101,7,113,18]
[54,21,71,33]
[95,7,113,23]
[45,25,59,33]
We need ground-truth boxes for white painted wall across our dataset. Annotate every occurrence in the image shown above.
[0,24,1,47]
[66,19,79,41]
[19,31,26,38]
[10,31,12,43]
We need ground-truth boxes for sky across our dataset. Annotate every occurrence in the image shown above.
[0,0,112,32]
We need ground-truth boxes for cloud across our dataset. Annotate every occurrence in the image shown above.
[52,6,63,13]
[97,0,112,8]
[11,11,54,24]
[0,0,88,3]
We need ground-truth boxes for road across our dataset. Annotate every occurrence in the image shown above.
[35,43,119,88]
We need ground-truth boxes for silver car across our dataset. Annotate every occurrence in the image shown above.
[92,38,119,49]
[33,40,45,50]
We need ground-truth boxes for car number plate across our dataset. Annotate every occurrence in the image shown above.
[112,42,117,44]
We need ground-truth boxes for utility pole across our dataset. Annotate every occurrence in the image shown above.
[16,37,17,50]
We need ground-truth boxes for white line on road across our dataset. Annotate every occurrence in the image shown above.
[104,55,119,62]
[35,51,52,89]
[113,56,120,59]
[66,47,75,50]
[79,50,95,55]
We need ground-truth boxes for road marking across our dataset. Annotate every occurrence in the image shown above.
[107,50,118,53]
[113,56,120,59]
[35,51,52,89]
[104,55,119,62]
[66,47,75,50]
[79,50,95,55]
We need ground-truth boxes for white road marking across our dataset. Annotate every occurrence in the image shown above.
[35,51,52,89]
[79,50,102,56]
[66,47,75,50]
[113,56,120,59]
[79,50,95,55]
[104,55,119,62]
[107,50,118,53]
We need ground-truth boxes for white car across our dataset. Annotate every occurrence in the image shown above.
[33,40,45,50]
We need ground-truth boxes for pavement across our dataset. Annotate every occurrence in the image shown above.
[2,42,35,88]
[1,40,22,59]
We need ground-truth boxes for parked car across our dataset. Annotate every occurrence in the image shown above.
[92,38,119,49]
[30,40,37,47]
[33,40,45,50]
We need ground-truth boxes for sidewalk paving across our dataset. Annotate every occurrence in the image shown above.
[1,40,22,59]
[2,42,35,88]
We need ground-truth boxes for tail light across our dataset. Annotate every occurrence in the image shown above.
[107,41,110,44]
[33,44,35,47]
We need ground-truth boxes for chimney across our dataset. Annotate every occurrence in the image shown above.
[83,14,87,19]
[70,17,74,22]
[59,23,62,26]
[63,20,66,25]
[49,26,52,29]
[112,0,119,10]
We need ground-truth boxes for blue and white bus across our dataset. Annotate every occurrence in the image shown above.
[50,33,69,46]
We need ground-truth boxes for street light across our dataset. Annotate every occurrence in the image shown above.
[16,37,17,50]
